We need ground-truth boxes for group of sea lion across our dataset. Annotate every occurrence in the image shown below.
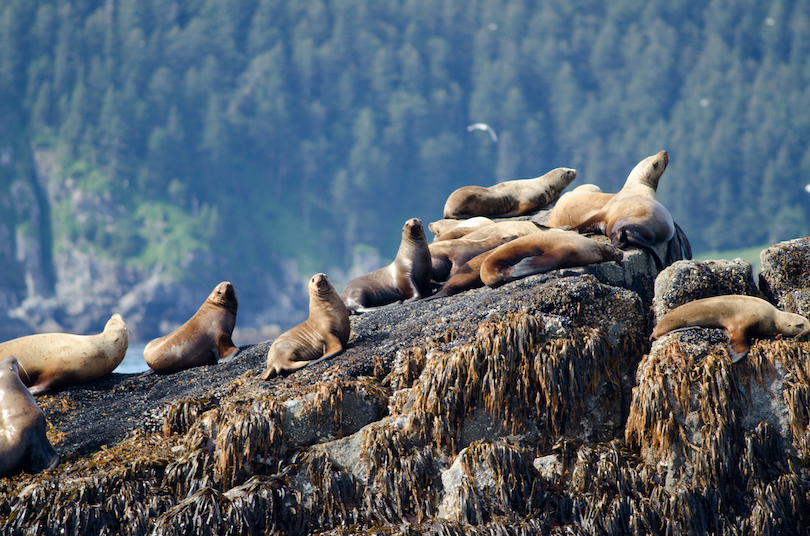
[2,150,809,478]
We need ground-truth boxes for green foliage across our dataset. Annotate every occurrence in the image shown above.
[3,0,810,290]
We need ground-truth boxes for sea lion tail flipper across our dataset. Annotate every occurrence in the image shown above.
[674,222,692,260]
[218,345,242,364]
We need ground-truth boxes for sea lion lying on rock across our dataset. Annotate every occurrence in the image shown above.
[652,295,810,362]
[0,314,129,395]
[443,167,577,219]
[263,273,350,379]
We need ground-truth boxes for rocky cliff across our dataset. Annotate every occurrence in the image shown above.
[0,238,809,535]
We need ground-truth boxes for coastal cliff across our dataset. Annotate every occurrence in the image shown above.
[1,239,809,534]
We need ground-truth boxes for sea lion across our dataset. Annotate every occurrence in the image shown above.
[651,295,810,362]
[480,230,624,288]
[429,234,517,283]
[569,151,678,270]
[0,357,60,477]
[443,167,577,219]
[428,217,494,241]
[546,184,614,228]
[342,218,432,313]
[449,221,545,242]
[144,281,239,374]
[263,273,350,379]
[0,313,129,395]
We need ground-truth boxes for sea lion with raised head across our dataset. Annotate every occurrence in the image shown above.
[480,230,624,288]
[144,281,239,374]
[0,313,129,395]
[0,357,60,477]
[428,217,494,241]
[342,218,432,313]
[651,295,810,362]
[569,151,681,270]
[443,167,577,219]
[263,273,350,379]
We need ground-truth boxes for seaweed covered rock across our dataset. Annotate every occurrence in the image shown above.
[760,237,810,316]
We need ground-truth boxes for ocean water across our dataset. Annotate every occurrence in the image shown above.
[115,343,150,374]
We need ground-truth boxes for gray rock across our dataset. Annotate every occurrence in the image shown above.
[760,237,810,316]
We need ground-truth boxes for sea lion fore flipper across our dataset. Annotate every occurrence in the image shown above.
[725,326,751,363]
[617,229,664,270]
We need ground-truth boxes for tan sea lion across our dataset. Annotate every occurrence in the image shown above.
[480,230,624,288]
[342,218,432,313]
[651,295,810,362]
[443,167,577,219]
[0,314,129,395]
[428,217,494,241]
[546,184,614,228]
[144,282,239,374]
[0,357,60,476]
[429,234,517,283]
[569,151,678,270]
[263,273,350,379]
[449,220,545,242]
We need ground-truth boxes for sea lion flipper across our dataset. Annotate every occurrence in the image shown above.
[218,346,241,364]
[726,328,751,363]
[617,229,664,270]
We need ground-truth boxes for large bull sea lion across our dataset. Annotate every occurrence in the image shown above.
[144,281,239,374]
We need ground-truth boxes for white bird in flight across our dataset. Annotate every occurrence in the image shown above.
[467,123,498,142]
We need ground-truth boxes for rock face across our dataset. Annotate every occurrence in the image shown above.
[1,241,809,535]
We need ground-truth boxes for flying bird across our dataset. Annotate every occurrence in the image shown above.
[467,123,498,143]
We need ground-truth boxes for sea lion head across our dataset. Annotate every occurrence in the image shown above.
[775,310,810,338]
[1,356,20,377]
[403,218,425,240]
[208,281,238,311]
[627,150,669,191]
[309,273,335,297]
[104,313,128,332]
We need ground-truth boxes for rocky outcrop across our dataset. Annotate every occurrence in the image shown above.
[1,241,809,534]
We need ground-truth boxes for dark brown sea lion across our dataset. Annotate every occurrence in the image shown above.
[263,273,350,379]
[0,314,129,395]
[0,357,60,476]
[443,167,577,219]
[144,282,239,374]
[480,230,624,288]
[429,234,517,283]
[342,218,432,313]
[651,295,810,362]
[569,151,678,270]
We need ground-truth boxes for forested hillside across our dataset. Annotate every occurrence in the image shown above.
[1,0,810,326]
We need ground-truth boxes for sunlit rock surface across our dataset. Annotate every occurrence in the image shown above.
[1,240,809,535]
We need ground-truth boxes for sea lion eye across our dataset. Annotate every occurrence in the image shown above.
[653,162,659,169]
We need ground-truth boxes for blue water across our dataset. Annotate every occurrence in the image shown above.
[115,343,150,374]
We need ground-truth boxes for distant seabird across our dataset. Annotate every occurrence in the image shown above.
[467,123,498,143]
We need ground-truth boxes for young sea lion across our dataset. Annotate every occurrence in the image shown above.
[342,218,432,313]
[0,313,129,395]
[144,282,239,374]
[428,234,517,283]
[480,230,624,288]
[263,273,350,379]
[546,184,614,228]
[443,168,577,219]
[651,295,810,362]
[0,357,60,476]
